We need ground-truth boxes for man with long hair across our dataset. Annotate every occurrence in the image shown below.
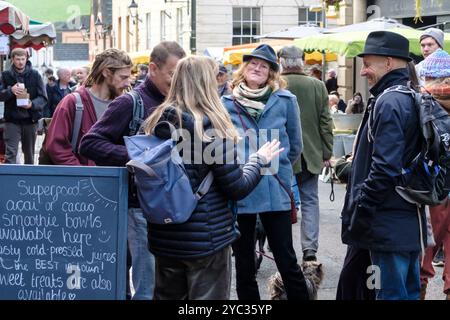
[44,49,132,166]
[80,41,186,300]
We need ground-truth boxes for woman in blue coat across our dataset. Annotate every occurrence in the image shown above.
[222,44,309,300]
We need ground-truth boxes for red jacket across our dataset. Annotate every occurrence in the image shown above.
[45,86,97,166]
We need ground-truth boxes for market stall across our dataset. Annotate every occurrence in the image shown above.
[0,0,29,35]
[223,40,337,66]
[10,22,55,51]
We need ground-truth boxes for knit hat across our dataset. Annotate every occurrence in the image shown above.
[420,49,450,78]
[420,28,445,49]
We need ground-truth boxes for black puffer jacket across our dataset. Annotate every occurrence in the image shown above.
[147,107,266,259]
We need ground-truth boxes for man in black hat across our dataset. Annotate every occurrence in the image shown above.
[337,31,424,300]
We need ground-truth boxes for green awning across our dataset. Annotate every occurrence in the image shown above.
[294,28,450,58]
[7,0,89,23]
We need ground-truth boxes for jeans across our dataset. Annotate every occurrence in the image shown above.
[154,246,232,300]
[3,122,37,164]
[233,211,309,300]
[292,176,301,209]
[370,250,421,300]
[128,208,155,300]
[295,171,320,253]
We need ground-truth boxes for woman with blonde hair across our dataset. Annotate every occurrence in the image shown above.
[143,55,283,300]
[222,44,309,300]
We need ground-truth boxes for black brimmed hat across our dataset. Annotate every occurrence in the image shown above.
[357,31,412,62]
[243,44,279,71]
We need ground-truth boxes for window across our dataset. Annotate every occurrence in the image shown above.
[232,7,261,46]
[160,11,167,42]
[177,8,183,45]
[298,7,322,25]
[126,15,130,52]
[146,13,151,49]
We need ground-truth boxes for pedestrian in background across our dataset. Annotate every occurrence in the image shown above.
[310,66,322,81]
[416,28,444,86]
[345,92,365,114]
[217,63,231,97]
[418,49,450,301]
[80,41,186,300]
[222,44,309,300]
[278,45,333,263]
[0,48,47,164]
[73,66,90,88]
[325,68,338,93]
[45,68,77,117]
[330,90,347,113]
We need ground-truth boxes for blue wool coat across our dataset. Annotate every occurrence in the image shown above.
[222,89,303,214]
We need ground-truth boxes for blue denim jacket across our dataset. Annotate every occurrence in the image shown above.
[222,89,303,214]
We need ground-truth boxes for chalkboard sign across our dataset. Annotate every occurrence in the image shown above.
[0,165,128,300]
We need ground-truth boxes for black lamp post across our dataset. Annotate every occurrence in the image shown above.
[129,0,140,50]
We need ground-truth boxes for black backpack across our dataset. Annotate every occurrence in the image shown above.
[369,85,450,206]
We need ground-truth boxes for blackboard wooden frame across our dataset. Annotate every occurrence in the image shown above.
[0,164,128,300]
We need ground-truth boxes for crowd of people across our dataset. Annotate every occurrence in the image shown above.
[0,26,448,301]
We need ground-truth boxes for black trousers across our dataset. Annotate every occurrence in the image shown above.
[336,245,376,300]
[233,211,309,300]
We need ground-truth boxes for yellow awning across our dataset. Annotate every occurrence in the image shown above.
[223,40,337,66]
[129,50,151,65]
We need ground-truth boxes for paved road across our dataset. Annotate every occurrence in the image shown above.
[230,180,446,300]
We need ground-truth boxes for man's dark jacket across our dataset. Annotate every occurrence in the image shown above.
[79,76,164,208]
[341,68,426,252]
[45,79,76,117]
[0,61,47,124]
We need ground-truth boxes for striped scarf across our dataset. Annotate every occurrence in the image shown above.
[233,82,274,121]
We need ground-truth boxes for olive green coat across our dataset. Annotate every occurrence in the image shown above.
[283,72,333,174]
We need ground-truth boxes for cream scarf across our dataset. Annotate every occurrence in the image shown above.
[233,82,276,120]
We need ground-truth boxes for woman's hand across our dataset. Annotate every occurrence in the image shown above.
[256,140,284,164]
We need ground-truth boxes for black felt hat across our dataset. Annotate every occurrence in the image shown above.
[243,44,279,71]
[357,31,412,62]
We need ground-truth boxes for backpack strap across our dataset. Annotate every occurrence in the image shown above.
[367,84,416,142]
[127,90,145,136]
[195,172,214,200]
[71,92,84,154]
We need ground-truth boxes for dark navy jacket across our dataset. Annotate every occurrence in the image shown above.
[80,76,164,208]
[45,80,76,117]
[0,61,47,124]
[147,108,265,259]
[341,68,426,252]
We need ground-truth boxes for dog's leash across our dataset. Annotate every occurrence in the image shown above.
[255,250,275,262]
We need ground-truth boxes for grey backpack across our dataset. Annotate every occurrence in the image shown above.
[124,122,214,224]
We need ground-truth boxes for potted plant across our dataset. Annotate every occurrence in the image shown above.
[325,0,340,12]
